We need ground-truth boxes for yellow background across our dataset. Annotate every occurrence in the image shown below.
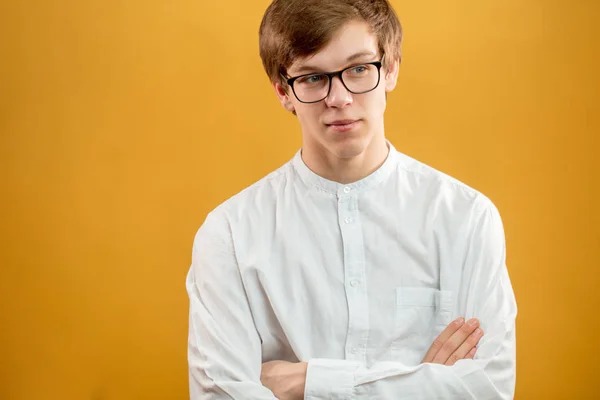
[1,0,598,399]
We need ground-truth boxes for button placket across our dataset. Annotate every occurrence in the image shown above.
[338,192,369,361]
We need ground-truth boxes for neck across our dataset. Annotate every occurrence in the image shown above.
[301,134,389,184]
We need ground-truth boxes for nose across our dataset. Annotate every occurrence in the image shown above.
[324,75,352,108]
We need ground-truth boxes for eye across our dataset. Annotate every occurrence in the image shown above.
[297,74,325,85]
[350,65,368,74]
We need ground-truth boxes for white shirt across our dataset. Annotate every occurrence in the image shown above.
[186,141,517,399]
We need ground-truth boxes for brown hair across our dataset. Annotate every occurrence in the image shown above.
[259,0,403,87]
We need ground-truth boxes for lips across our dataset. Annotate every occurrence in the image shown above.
[326,119,359,126]
[325,119,361,133]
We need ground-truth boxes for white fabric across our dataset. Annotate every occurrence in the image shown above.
[187,141,517,399]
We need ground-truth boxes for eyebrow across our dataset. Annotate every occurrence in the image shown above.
[291,51,377,75]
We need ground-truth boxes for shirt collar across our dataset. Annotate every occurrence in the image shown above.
[292,140,398,196]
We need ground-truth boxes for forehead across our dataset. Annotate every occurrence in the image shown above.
[287,20,379,75]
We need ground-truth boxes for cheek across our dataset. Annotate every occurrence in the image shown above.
[296,106,323,127]
[374,87,389,111]
[359,91,386,117]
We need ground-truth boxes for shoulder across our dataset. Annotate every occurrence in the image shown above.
[201,158,295,229]
[392,149,500,223]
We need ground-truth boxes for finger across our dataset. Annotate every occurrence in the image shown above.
[432,318,479,364]
[421,317,465,363]
[465,347,477,360]
[445,328,484,366]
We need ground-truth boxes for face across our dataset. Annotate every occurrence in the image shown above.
[274,20,399,161]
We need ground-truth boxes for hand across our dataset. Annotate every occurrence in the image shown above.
[260,360,308,400]
[421,317,484,366]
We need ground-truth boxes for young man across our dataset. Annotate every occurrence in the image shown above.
[186,0,517,398]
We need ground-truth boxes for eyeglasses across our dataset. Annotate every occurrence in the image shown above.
[283,55,385,104]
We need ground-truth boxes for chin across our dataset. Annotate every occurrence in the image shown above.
[327,133,372,159]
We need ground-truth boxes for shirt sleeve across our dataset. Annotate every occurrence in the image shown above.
[304,199,518,400]
[186,209,278,399]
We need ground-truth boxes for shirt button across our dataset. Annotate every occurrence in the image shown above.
[350,279,359,287]
[343,186,351,194]
[344,217,353,224]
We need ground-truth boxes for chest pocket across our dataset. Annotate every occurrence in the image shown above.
[392,287,453,365]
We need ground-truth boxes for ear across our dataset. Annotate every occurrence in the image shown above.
[273,82,296,113]
[384,57,400,92]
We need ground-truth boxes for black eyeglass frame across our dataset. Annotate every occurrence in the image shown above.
[282,55,386,104]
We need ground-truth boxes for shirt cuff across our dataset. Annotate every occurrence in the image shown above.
[450,360,501,400]
[304,358,360,400]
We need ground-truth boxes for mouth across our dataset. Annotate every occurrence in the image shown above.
[325,119,361,133]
